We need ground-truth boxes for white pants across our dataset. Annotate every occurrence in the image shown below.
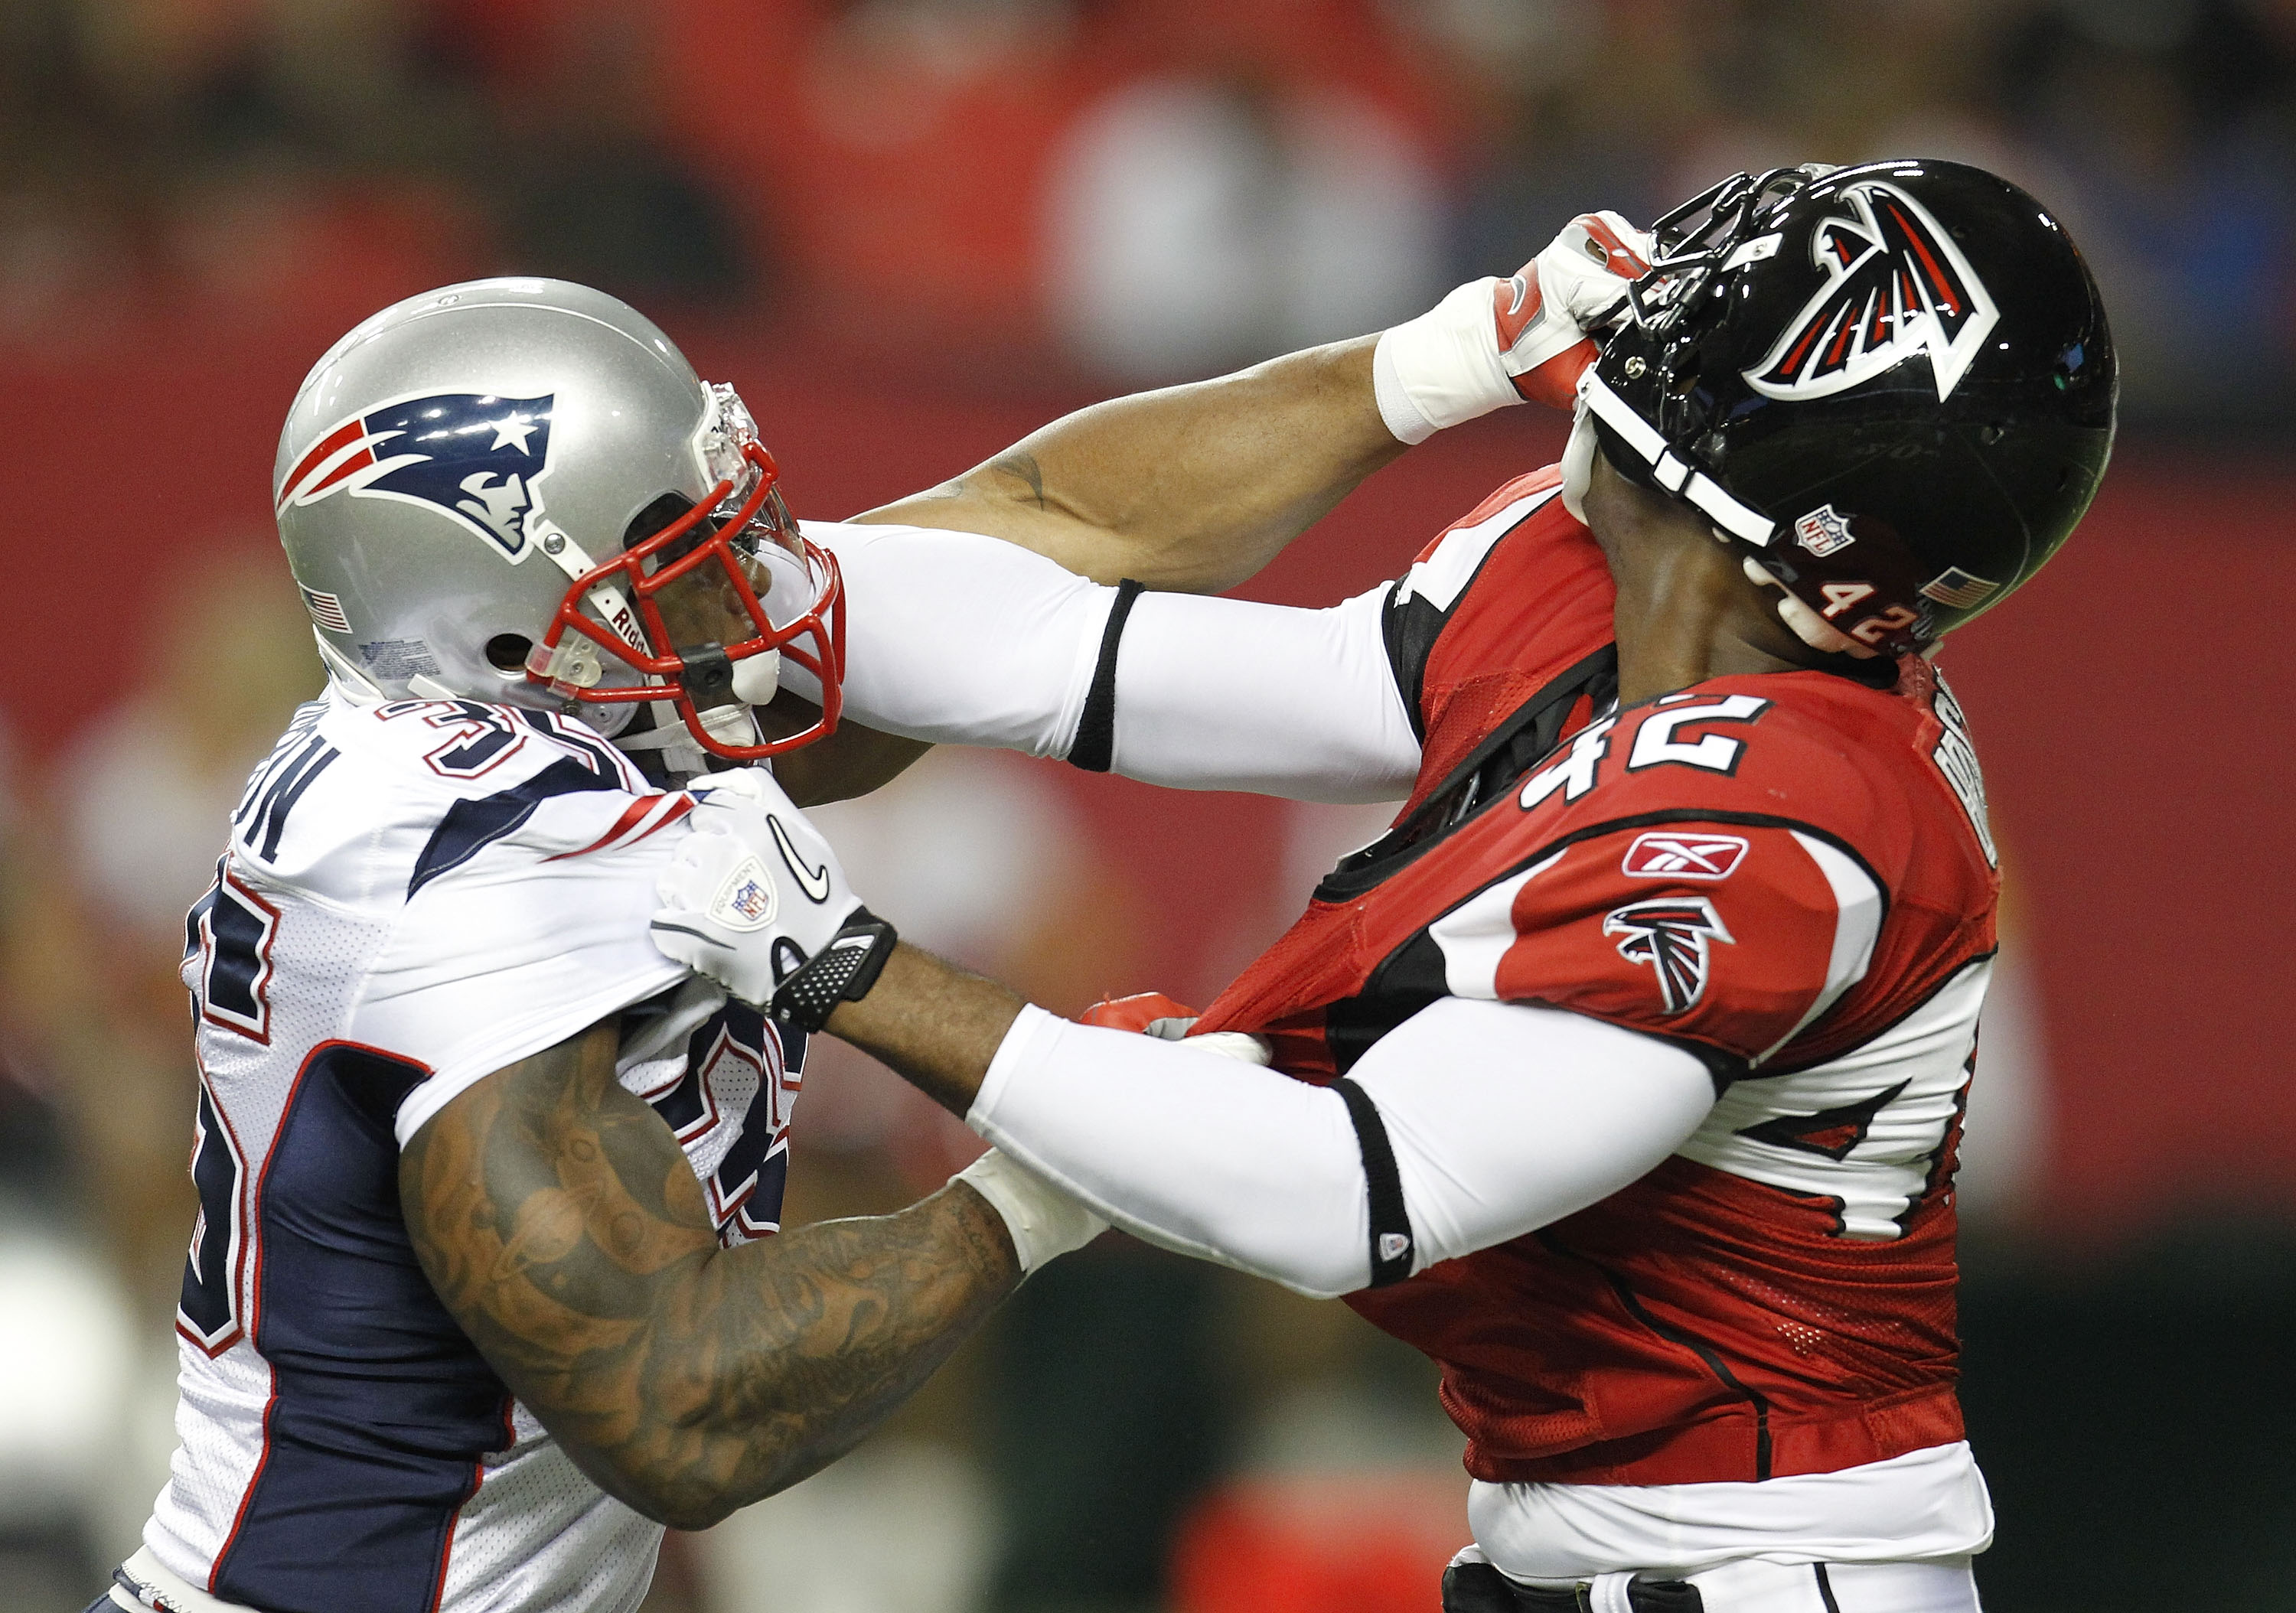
[1679,1557,1979,1611]
[1463,1550,1983,1612]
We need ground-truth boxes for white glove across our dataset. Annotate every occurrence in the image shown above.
[651,767,899,1030]
[1146,1021,1274,1065]
[953,1148,1107,1276]
[1373,210,1654,443]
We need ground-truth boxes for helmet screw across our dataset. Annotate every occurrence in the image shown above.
[1623,357,1648,379]
[543,533,566,555]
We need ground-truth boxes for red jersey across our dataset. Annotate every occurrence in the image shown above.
[1196,470,2000,1488]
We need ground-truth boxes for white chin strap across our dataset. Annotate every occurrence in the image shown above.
[609,697,767,782]
[1560,406,1599,525]
[1578,370,1778,547]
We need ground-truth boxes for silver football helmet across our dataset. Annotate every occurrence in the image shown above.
[274,278,843,771]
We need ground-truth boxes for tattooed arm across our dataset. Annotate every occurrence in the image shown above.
[400,1016,1018,1530]
[851,337,1404,594]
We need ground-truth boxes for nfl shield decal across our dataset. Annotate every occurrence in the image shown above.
[1744,181,2001,403]
[708,855,781,931]
[277,392,556,558]
[1793,504,1857,558]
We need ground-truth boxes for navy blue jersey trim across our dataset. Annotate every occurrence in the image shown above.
[406,754,625,899]
[213,1040,512,1613]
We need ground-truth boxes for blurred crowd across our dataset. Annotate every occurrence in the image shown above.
[2,0,2292,423]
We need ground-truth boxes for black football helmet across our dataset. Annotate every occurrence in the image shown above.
[1578,158,2116,653]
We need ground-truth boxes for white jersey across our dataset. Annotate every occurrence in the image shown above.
[145,685,802,1613]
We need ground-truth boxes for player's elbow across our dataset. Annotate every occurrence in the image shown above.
[1179,1226,1366,1302]
[644,1490,739,1535]
[606,1463,773,1534]
[1270,1270,1362,1302]
[569,1435,782,1533]
[1267,1248,1371,1301]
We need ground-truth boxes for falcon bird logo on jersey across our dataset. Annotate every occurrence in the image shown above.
[277,393,556,558]
[1744,181,2000,403]
[1603,896,1736,1015]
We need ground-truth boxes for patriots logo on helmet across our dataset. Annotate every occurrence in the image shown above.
[1744,181,2000,404]
[1603,895,1736,1016]
[276,393,556,558]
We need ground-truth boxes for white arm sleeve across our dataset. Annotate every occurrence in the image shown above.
[797,520,1421,803]
[968,996,1717,1299]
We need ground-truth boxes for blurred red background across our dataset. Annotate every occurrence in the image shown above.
[5,323,2288,1242]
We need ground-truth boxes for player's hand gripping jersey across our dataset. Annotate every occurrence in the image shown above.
[159,687,794,1613]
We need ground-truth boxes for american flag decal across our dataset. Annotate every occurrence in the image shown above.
[301,587,354,634]
[1917,568,2001,610]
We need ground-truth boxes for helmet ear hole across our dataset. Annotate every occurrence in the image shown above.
[484,633,533,673]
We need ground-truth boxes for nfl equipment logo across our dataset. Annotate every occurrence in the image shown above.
[1795,504,1856,558]
[709,856,779,930]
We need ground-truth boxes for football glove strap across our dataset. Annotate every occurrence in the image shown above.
[1373,210,1653,444]
[767,906,898,1032]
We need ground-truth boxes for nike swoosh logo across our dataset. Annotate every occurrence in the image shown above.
[768,814,833,904]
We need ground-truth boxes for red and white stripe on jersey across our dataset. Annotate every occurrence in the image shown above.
[1681,957,1984,1240]
[1426,820,1884,1069]
[544,791,693,862]
[1394,479,1564,614]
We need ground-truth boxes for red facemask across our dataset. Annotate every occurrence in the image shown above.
[523,437,845,760]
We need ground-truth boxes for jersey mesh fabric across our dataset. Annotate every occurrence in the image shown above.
[1195,481,1998,1491]
[148,687,799,1613]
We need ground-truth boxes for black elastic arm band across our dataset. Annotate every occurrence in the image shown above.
[768,906,899,1033]
[1066,578,1146,773]
[1330,1076,1416,1288]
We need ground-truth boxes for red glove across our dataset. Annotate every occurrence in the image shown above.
[1079,992,1274,1065]
[1079,992,1202,1038]
[1492,211,1655,409]
[1373,210,1655,440]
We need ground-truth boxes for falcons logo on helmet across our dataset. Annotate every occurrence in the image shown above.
[1603,896,1736,1016]
[1744,181,2000,404]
